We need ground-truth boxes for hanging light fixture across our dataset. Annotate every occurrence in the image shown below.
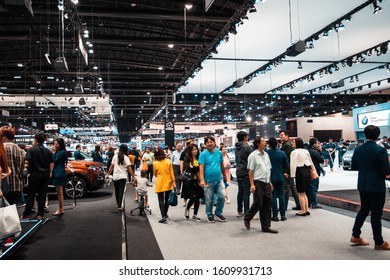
[373,1,382,14]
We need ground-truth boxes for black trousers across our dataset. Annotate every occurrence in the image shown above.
[244,181,272,231]
[172,164,182,193]
[352,190,385,245]
[157,190,172,218]
[147,165,153,182]
[23,172,50,217]
[114,178,127,208]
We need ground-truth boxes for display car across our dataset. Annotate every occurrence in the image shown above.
[48,160,106,199]
[226,147,236,168]
[342,143,357,170]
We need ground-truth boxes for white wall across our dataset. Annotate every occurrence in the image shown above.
[295,115,355,141]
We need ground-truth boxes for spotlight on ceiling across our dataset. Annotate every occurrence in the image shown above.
[373,1,382,14]
[249,6,257,13]
[297,62,303,69]
[380,43,388,54]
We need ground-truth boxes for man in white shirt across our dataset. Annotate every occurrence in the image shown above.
[243,136,278,233]
[171,143,183,194]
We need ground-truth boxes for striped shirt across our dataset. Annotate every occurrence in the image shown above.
[4,142,26,192]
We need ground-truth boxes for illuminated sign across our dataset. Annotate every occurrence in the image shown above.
[45,123,59,131]
[357,109,390,129]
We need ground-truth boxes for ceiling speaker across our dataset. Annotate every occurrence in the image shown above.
[74,84,84,94]
[330,79,345,88]
[79,98,86,105]
[286,40,306,57]
[233,78,244,88]
[54,57,69,72]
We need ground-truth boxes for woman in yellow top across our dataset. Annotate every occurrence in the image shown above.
[153,147,175,223]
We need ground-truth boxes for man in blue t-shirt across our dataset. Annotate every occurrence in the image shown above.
[199,136,228,223]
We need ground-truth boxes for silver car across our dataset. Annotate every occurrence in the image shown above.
[342,143,357,170]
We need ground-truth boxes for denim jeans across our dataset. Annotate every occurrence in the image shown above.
[204,180,226,218]
[272,181,285,217]
[237,175,250,213]
[309,178,320,206]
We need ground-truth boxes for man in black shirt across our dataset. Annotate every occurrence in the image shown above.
[21,133,54,220]
[235,131,253,217]
[279,130,301,211]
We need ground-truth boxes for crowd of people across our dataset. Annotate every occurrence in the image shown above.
[2,124,390,251]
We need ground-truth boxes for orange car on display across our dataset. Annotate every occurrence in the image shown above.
[61,160,106,198]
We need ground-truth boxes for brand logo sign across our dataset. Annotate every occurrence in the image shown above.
[357,109,390,129]
[165,122,174,131]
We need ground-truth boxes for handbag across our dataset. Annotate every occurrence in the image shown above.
[0,197,22,239]
[168,190,178,206]
[179,171,194,182]
[310,165,319,180]
[141,162,148,171]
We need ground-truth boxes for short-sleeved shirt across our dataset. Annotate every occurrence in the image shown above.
[142,152,154,165]
[112,154,131,181]
[198,149,224,183]
[171,150,182,166]
[26,144,53,176]
[247,150,271,183]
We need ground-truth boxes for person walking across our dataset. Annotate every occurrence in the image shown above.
[350,125,390,250]
[279,130,300,211]
[106,144,137,212]
[307,137,324,209]
[266,137,289,222]
[290,138,315,217]
[153,147,175,223]
[243,136,278,233]
[235,131,253,217]
[142,147,154,182]
[171,142,183,195]
[21,133,53,220]
[52,138,67,216]
[182,144,203,221]
[199,136,227,223]
[221,146,231,204]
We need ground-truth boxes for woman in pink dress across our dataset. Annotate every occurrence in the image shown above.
[221,147,231,204]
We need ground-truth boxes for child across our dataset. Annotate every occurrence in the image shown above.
[134,170,150,207]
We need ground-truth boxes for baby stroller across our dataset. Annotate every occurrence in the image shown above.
[130,183,151,216]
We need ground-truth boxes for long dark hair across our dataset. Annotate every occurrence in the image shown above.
[55,137,68,164]
[186,143,199,162]
[118,144,128,165]
[154,147,166,161]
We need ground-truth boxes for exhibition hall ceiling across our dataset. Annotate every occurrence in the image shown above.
[0,0,389,138]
